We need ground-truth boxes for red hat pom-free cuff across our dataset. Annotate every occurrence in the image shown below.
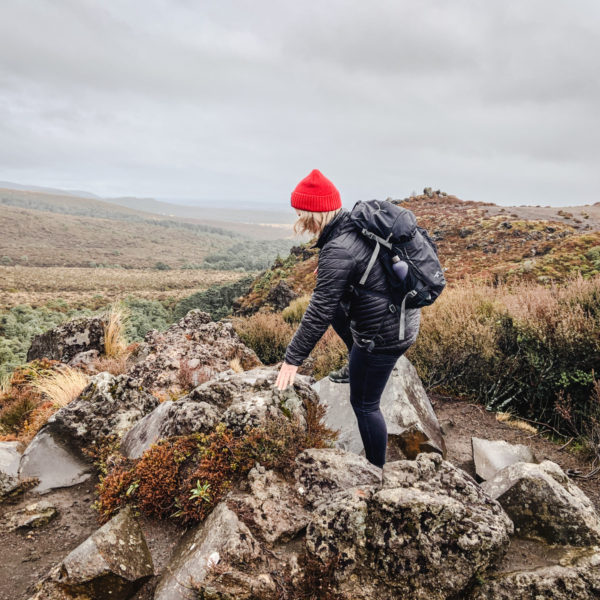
[291,169,341,212]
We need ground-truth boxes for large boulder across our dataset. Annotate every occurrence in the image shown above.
[468,546,600,600]
[18,429,92,494]
[121,367,315,460]
[119,398,219,459]
[19,372,158,493]
[42,372,159,449]
[227,466,310,544]
[26,316,105,363]
[294,447,382,507]
[481,460,600,545]
[306,452,514,599]
[472,437,537,481]
[312,355,446,460]
[154,502,271,600]
[126,309,261,394]
[29,506,153,600]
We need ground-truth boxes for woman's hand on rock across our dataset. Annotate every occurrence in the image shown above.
[275,362,299,390]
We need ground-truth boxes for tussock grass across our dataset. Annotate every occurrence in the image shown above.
[229,357,243,373]
[31,367,90,409]
[102,303,130,358]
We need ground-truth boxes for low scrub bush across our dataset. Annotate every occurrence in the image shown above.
[233,312,294,364]
[282,295,311,324]
[408,273,600,439]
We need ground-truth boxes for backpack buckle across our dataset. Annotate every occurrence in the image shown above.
[389,304,396,313]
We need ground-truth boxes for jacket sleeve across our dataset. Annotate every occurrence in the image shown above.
[284,244,357,366]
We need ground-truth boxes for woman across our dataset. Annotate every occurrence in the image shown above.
[275,169,421,469]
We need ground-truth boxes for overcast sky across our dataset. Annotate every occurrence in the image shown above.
[1,1,599,208]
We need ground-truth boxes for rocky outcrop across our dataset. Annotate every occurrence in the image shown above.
[42,372,158,449]
[126,309,261,393]
[481,460,600,545]
[305,452,513,599]
[29,506,153,600]
[19,372,158,493]
[121,367,314,458]
[468,546,600,600]
[312,355,446,460]
[472,437,537,481]
[26,316,105,363]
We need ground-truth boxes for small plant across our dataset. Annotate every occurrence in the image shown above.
[189,480,211,503]
[232,312,294,364]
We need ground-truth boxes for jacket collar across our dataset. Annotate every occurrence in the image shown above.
[312,208,349,249]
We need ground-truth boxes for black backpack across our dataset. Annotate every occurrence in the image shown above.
[347,199,446,341]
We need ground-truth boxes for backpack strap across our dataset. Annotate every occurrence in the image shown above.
[358,229,393,286]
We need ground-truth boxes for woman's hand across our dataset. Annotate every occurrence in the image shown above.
[275,362,299,390]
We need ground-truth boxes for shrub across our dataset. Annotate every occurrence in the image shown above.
[232,312,294,364]
[408,273,600,437]
[282,295,311,324]
[312,328,349,381]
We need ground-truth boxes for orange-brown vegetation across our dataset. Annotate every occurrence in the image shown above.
[0,359,69,444]
[94,399,338,526]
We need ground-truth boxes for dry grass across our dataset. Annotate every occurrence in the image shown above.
[0,265,245,310]
[91,354,131,376]
[229,357,243,373]
[102,303,129,358]
[31,367,90,409]
[495,411,538,434]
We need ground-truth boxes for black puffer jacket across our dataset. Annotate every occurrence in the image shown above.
[284,208,421,366]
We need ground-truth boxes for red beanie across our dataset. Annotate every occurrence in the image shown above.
[291,169,342,212]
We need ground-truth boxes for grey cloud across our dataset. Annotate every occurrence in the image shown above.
[0,0,598,206]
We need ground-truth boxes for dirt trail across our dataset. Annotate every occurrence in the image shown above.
[1,396,598,599]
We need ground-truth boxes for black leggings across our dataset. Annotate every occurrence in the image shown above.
[348,344,401,468]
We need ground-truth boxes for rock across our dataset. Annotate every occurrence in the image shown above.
[266,280,298,311]
[469,546,600,600]
[67,350,100,373]
[459,227,475,238]
[295,448,382,507]
[120,398,219,459]
[227,468,310,543]
[32,506,153,600]
[0,440,22,476]
[472,437,537,481]
[42,372,158,450]
[154,502,266,600]
[500,221,513,229]
[481,460,600,545]
[126,310,261,394]
[123,366,317,458]
[18,430,91,494]
[27,316,105,363]
[2,500,58,531]
[306,452,513,599]
[0,440,25,499]
[312,355,446,460]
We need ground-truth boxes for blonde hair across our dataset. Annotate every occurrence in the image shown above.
[293,207,342,236]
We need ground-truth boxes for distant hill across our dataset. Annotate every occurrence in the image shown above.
[234,191,600,314]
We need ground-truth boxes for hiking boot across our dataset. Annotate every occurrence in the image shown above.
[328,363,350,383]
